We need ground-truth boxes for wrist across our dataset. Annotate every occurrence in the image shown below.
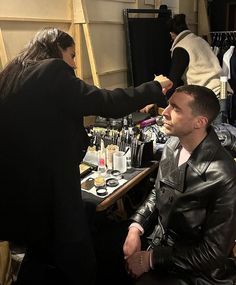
[129,222,144,236]
[128,226,142,236]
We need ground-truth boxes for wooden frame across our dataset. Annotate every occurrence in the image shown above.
[105,0,136,2]
[0,28,8,70]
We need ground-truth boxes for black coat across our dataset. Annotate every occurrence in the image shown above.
[132,128,236,284]
[0,59,166,284]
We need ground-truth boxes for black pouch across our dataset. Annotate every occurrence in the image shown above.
[132,140,153,168]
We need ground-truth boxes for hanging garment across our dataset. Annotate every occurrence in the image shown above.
[222,45,235,79]
[229,47,236,92]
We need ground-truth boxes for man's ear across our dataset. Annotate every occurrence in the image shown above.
[194,116,208,129]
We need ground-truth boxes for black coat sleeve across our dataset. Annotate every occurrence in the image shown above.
[49,60,167,118]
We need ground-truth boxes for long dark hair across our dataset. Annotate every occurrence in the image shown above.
[0,27,74,101]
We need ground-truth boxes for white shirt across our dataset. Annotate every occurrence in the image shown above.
[178,146,191,166]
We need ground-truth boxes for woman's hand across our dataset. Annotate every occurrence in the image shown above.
[139,104,154,113]
[154,74,173,94]
[140,75,172,113]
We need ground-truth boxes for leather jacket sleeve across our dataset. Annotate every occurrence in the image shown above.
[131,188,159,231]
[132,173,236,276]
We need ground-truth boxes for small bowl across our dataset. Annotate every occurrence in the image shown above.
[111,170,123,180]
[96,187,108,196]
[106,178,119,187]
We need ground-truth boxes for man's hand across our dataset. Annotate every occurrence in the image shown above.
[123,227,142,259]
[126,251,151,279]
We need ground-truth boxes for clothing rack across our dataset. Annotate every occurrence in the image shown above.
[210,31,236,34]
[210,31,236,44]
[209,30,236,126]
[210,30,236,49]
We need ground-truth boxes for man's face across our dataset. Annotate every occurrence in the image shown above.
[162,91,198,138]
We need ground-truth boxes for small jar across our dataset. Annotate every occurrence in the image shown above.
[94,175,106,188]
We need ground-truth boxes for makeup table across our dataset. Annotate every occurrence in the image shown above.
[81,161,159,217]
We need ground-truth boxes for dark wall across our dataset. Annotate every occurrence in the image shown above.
[209,0,236,31]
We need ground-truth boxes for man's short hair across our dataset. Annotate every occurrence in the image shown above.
[168,14,188,35]
[175,85,220,125]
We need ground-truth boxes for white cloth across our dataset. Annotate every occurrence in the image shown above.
[222,46,235,79]
[171,30,222,97]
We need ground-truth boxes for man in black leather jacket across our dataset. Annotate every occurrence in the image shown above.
[124,85,236,284]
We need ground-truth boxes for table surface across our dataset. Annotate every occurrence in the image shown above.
[96,162,158,211]
[82,161,159,211]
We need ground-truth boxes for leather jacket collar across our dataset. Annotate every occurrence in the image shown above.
[159,127,221,192]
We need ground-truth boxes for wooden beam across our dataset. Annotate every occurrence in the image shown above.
[68,23,75,38]
[72,0,86,24]
[74,24,84,78]
[0,241,12,285]
[98,68,127,76]
[82,23,101,87]
[154,0,162,9]
[198,0,211,43]
[0,16,71,23]
[88,20,123,25]
[0,28,8,69]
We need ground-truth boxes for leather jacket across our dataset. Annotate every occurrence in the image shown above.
[131,127,236,284]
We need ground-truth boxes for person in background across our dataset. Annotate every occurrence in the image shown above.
[0,27,173,285]
[140,13,222,113]
[124,85,236,284]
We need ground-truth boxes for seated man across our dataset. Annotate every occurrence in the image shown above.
[123,85,236,284]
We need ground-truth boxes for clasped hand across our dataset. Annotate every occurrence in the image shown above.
[125,250,151,279]
[123,227,151,279]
